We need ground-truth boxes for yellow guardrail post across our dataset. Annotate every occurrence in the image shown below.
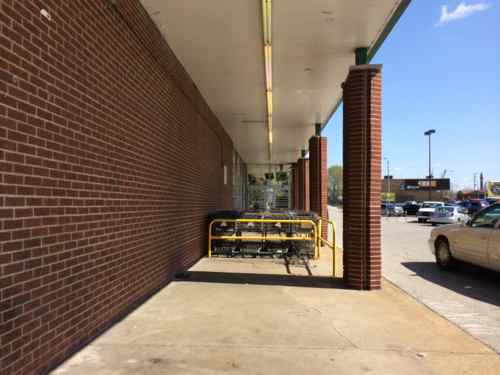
[332,220,336,277]
[208,220,214,257]
[316,218,337,277]
[316,218,321,259]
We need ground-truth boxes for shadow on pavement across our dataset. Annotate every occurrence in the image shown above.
[175,271,347,289]
[402,261,500,307]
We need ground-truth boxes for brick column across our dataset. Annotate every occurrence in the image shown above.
[297,158,310,211]
[342,65,382,290]
[309,136,328,237]
[291,163,299,209]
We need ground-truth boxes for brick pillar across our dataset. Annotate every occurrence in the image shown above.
[342,64,382,290]
[309,136,328,237]
[297,158,310,211]
[291,163,299,209]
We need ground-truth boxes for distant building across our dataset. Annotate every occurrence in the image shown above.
[486,181,500,200]
[381,178,451,202]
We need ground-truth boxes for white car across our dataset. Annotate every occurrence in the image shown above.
[417,201,444,223]
[428,204,500,271]
[430,205,469,225]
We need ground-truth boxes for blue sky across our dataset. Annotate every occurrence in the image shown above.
[323,1,499,190]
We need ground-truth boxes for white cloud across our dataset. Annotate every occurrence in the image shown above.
[437,2,490,25]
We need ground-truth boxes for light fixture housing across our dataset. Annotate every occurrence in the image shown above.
[424,129,436,136]
[262,0,273,161]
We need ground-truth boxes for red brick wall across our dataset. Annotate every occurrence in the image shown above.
[342,65,382,290]
[297,158,309,211]
[309,136,327,237]
[0,1,233,374]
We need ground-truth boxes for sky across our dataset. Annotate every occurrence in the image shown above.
[323,1,500,191]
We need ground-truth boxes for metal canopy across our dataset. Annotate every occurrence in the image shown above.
[140,0,409,164]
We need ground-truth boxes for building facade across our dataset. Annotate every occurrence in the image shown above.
[0,1,410,373]
[381,178,451,202]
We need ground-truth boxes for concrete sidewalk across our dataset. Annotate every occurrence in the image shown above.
[52,252,499,375]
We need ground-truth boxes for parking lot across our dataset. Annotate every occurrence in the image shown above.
[328,206,500,353]
[381,215,500,353]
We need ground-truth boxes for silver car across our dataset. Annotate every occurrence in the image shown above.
[428,204,500,271]
[381,203,404,216]
[430,206,469,225]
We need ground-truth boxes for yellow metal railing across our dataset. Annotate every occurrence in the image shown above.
[318,218,337,277]
[208,218,319,259]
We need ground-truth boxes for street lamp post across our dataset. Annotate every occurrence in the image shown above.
[424,129,436,200]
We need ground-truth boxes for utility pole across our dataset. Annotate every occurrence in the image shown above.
[448,169,454,197]
[424,129,436,200]
[473,172,478,197]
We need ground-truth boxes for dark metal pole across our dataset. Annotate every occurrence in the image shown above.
[315,123,322,136]
[428,134,431,200]
[473,173,478,196]
[424,129,435,201]
[355,47,368,65]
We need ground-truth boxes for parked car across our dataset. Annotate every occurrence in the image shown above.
[430,205,469,225]
[468,199,490,216]
[486,197,499,205]
[393,203,405,216]
[417,201,444,223]
[428,204,500,271]
[402,201,421,216]
[458,200,472,211]
[381,203,404,216]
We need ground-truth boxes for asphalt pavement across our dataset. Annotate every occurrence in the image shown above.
[329,206,500,354]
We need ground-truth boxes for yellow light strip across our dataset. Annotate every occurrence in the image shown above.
[268,115,273,144]
[266,90,272,115]
[264,46,272,90]
[262,0,273,160]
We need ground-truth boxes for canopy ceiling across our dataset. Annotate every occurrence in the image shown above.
[140,0,408,164]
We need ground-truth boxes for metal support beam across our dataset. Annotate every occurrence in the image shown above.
[367,0,411,61]
[322,0,411,132]
[315,123,322,136]
[355,47,368,65]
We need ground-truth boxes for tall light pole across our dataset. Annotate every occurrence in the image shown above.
[448,169,455,198]
[424,129,436,200]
